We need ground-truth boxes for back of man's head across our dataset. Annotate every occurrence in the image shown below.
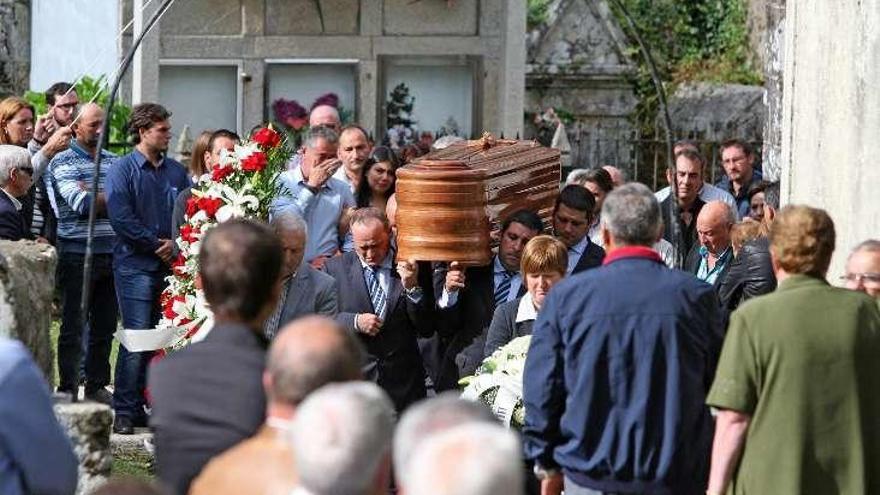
[292,382,395,495]
[199,219,282,323]
[769,205,835,278]
[265,316,363,407]
[0,144,31,187]
[394,393,496,488]
[601,182,662,247]
[405,423,524,495]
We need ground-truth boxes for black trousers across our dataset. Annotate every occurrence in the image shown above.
[57,251,118,393]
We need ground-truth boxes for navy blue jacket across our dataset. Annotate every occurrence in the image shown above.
[0,191,30,241]
[523,247,723,495]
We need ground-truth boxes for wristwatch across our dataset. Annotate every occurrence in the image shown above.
[533,463,560,480]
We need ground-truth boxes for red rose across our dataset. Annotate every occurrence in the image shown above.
[179,224,199,244]
[241,152,268,173]
[211,165,234,182]
[185,196,199,217]
[252,127,281,149]
[171,253,187,275]
[196,197,224,217]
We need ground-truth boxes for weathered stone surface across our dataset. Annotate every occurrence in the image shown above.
[54,402,113,495]
[761,0,784,181]
[266,0,360,35]
[0,240,57,380]
[0,0,30,98]
[161,0,243,35]
[665,82,765,142]
[383,0,478,36]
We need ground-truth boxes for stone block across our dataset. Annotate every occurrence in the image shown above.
[54,402,113,495]
[383,0,478,36]
[0,240,57,381]
[160,0,243,35]
[0,0,30,97]
[266,0,360,35]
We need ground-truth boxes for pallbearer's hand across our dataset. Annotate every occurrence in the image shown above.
[445,261,466,292]
[356,313,383,336]
[397,259,419,289]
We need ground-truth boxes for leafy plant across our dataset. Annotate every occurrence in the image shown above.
[527,0,551,31]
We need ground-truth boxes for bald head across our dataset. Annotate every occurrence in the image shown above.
[264,316,363,410]
[602,165,624,187]
[73,102,105,149]
[696,201,735,255]
[309,105,340,132]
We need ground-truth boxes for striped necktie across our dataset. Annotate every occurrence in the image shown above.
[494,270,514,307]
[366,266,387,319]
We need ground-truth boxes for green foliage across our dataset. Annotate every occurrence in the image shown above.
[24,76,133,154]
[608,0,762,132]
[527,0,551,31]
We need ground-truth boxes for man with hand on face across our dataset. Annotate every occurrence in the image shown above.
[106,103,190,434]
[272,126,355,269]
[323,207,429,412]
[334,124,371,192]
[552,184,605,275]
[434,209,543,390]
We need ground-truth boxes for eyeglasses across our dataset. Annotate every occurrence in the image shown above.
[16,166,34,177]
[841,273,880,285]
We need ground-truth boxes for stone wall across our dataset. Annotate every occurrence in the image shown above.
[0,0,30,98]
[780,0,880,278]
[55,402,113,495]
[0,240,57,380]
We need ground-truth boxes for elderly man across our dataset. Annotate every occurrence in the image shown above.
[189,316,363,495]
[406,423,525,495]
[150,219,283,495]
[715,139,763,218]
[323,207,428,411]
[685,201,736,288]
[843,240,880,298]
[333,125,371,191]
[706,206,880,495]
[272,126,354,267]
[551,184,605,275]
[524,183,723,495]
[47,103,118,403]
[0,145,34,240]
[263,212,338,339]
[290,382,395,495]
[661,149,708,258]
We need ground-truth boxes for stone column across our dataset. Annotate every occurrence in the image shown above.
[780,0,880,278]
[0,0,30,97]
[497,0,526,137]
[761,0,785,181]
[131,0,161,104]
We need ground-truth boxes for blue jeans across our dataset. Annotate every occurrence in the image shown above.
[112,265,166,419]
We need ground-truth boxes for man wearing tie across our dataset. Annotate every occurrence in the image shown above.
[323,207,429,412]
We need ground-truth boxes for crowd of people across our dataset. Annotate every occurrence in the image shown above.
[0,82,879,495]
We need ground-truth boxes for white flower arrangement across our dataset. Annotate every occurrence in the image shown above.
[460,335,532,429]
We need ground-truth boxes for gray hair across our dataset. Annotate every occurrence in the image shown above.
[304,125,339,149]
[0,145,31,187]
[269,210,308,238]
[565,168,590,186]
[394,393,496,488]
[601,182,662,246]
[851,239,880,257]
[291,382,395,495]
[405,423,524,495]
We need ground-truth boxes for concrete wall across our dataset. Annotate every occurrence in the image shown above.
[128,0,525,138]
[780,0,880,279]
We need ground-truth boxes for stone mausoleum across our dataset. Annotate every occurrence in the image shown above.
[122,0,526,144]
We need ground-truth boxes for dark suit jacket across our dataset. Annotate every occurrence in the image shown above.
[0,191,31,241]
[483,296,535,358]
[149,322,269,495]
[323,252,428,411]
[266,263,338,337]
[685,245,733,295]
[571,240,606,275]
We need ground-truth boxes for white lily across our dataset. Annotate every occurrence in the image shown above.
[233,143,261,164]
[215,183,259,223]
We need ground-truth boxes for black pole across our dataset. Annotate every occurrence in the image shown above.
[605,0,683,268]
[77,0,177,392]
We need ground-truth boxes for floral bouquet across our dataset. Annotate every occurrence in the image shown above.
[460,335,532,429]
[157,126,290,351]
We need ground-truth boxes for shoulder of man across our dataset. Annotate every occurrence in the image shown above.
[0,338,32,382]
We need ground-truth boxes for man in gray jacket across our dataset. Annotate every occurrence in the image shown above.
[265,211,338,338]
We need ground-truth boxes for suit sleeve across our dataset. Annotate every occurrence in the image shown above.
[522,289,566,469]
[323,262,358,331]
[405,284,433,338]
[0,210,25,241]
[316,276,339,317]
[484,303,514,358]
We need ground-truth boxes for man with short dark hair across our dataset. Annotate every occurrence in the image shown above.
[552,184,605,275]
[661,150,708,257]
[716,139,763,218]
[48,103,117,403]
[150,219,284,495]
[323,207,429,411]
[106,102,190,434]
[654,140,736,212]
[334,125,371,191]
[189,315,363,495]
[435,209,543,388]
[524,183,723,495]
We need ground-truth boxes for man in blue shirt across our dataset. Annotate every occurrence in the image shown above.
[106,103,190,434]
[47,103,118,404]
[272,126,355,268]
[0,337,78,495]
[524,183,723,495]
[715,139,763,219]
